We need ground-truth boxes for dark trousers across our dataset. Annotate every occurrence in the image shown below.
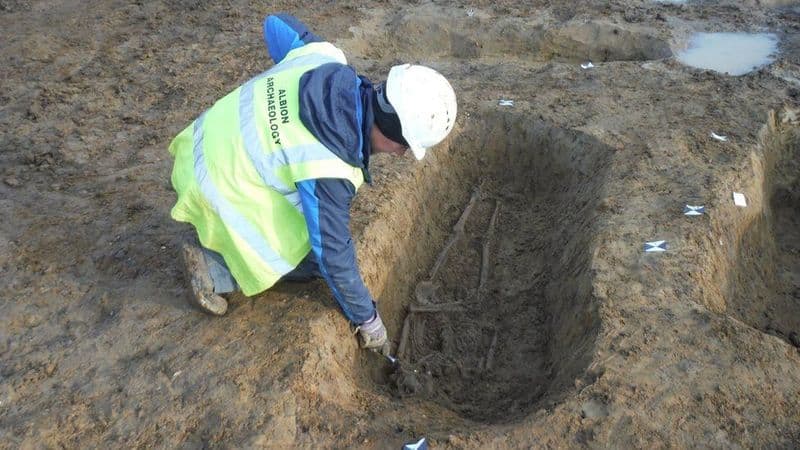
[201,247,321,294]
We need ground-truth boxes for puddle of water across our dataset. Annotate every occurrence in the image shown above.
[677,32,779,76]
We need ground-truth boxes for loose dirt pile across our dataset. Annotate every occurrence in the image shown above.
[2,0,800,448]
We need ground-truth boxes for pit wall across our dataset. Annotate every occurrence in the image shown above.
[727,112,800,339]
[296,114,478,411]
[696,110,800,339]
[353,116,481,339]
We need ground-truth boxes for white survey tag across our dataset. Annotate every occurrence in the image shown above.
[733,192,747,207]
[645,240,668,252]
[711,132,728,142]
[684,205,705,216]
[403,437,427,450]
[498,99,514,106]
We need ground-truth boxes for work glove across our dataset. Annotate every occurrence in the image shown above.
[356,312,391,356]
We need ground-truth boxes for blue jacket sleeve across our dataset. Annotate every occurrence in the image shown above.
[296,178,376,324]
[263,14,323,64]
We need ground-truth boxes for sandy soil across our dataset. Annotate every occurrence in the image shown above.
[2,0,800,448]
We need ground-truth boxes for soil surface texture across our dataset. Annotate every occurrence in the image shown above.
[2,0,800,448]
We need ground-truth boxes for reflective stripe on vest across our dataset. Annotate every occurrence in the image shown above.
[169,42,364,295]
[239,42,355,202]
[192,112,295,274]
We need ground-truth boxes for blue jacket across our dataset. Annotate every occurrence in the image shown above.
[264,14,376,325]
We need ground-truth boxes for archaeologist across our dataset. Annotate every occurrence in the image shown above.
[167,14,457,355]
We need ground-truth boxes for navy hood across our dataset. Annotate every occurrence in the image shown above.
[298,63,374,183]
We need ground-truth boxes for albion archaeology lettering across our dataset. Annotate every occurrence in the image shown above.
[265,77,290,145]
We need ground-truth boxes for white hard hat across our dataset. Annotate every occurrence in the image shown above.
[385,64,457,160]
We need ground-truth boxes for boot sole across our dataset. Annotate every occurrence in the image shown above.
[180,238,228,316]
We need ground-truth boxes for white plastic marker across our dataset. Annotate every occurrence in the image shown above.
[403,438,428,450]
[684,205,705,216]
[498,99,514,107]
[466,7,475,16]
[581,62,595,69]
[645,240,668,252]
[733,192,747,207]
[711,132,728,142]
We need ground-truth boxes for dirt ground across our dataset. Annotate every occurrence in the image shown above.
[2,0,800,448]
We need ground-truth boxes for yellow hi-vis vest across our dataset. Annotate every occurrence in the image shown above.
[168,42,365,295]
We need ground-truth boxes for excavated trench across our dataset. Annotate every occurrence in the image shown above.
[350,112,612,424]
[352,5,672,63]
[722,120,800,347]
